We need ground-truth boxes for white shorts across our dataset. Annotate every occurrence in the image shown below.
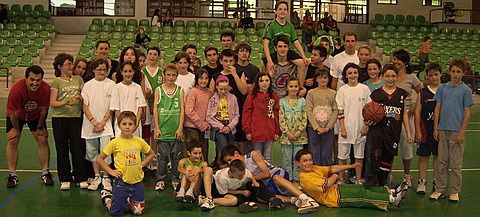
[85,136,112,164]
[399,115,415,160]
[337,137,366,160]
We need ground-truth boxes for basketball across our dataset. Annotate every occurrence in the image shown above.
[362,101,385,124]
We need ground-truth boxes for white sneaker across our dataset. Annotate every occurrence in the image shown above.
[171,180,179,190]
[155,180,165,191]
[296,197,319,214]
[449,193,459,202]
[60,182,71,190]
[102,177,112,191]
[429,191,446,200]
[79,181,89,189]
[403,174,413,188]
[416,179,426,194]
[200,197,215,211]
[88,176,102,191]
[176,190,185,201]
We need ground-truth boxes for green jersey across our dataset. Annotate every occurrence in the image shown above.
[50,75,84,117]
[263,20,298,51]
[156,85,182,141]
[142,66,163,103]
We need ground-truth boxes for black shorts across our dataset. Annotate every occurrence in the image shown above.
[416,140,438,157]
[6,116,45,133]
[262,50,302,66]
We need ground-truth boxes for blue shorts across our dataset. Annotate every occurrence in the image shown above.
[110,178,145,216]
[263,168,289,195]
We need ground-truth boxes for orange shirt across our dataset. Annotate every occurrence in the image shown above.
[299,165,341,207]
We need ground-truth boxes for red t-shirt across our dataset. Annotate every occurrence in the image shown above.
[7,78,50,120]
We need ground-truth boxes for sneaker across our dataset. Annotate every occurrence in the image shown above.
[393,181,409,195]
[88,176,102,191]
[296,197,319,214]
[79,181,89,189]
[102,177,112,191]
[200,197,215,211]
[6,175,19,188]
[60,182,71,190]
[337,179,345,185]
[155,180,165,191]
[197,195,207,206]
[354,179,364,185]
[348,176,357,184]
[171,180,180,190]
[449,193,459,202]
[429,191,446,200]
[239,202,259,213]
[403,174,413,188]
[184,191,195,203]
[101,189,112,208]
[41,173,54,185]
[175,191,185,202]
[416,179,426,194]
[390,190,407,207]
[386,174,394,187]
[268,197,285,210]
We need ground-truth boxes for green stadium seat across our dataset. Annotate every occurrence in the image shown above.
[5,23,16,31]
[160,42,172,50]
[186,20,196,28]
[162,33,173,42]
[10,4,21,12]
[110,39,120,49]
[257,28,264,37]
[150,34,161,41]
[186,26,196,34]
[0,46,10,56]
[211,27,221,35]
[235,28,245,35]
[246,28,256,35]
[328,30,339,37]
[104,18,115,26]
[85,32,98,40]
[110,32,121,40]
[34,5,44,12]
[256,22,266,30]
[209,21,220,28]
[13,46,24,57]
[41,11,51,19]
[37,17,48,25]
[5,38,17,48]
[124,32,135,40]
[101,25,113,32]
[30,10,42,19]
[44,24,54,33]
[221,21,231,28]
[6,55,19,67]
[174,26,185,34]
[38,31,50,40]
[186,34,197,42]
[406,15,415,25]
[384,14,394,25]
[199,34,210,41]
[23,4,33,12]
[33,38,44,48]
[120,39,132,48]
[173,20,185,28]
[89,24,100,32]
[0,67,9,77]
[248,35,260,44]
[78,46,91,57]
[27,46,40,57]
[198,21,208,28]
[393,15,405,26]
[19,38,31,48]
[125,25,136,32]
[116,19,126,26]
[198,27,208,34]
[0,30,10,39]
[12,30,24,38]
[17,23,29,32]
[25,30,36,39]
[139,19,150,27]
[82,38,95,48]
[31,23,43,32]
[98,32,110,40]
[162,26,173,34]
[113,25,125,32]
[150,26,161,33]
[127,19,138,27]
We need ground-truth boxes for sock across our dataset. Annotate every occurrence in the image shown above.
[178,187,185,194]
[186,188,193,196]
[389,194,395,203]
[9,171,16,177]
[299,194,309,201]
[95,174,101,178]
[41,170,49,175]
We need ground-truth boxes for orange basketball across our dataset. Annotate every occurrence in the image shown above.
[362,101,385,125]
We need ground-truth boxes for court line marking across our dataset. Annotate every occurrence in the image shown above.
[0,173,40,209]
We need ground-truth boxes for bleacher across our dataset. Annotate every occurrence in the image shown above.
[79,19,270,67]
[0,4,54,77]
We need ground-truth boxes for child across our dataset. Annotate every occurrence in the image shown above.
[279,77,307,181]
[138,51,146,69]
[430,59,473,201]
[296,149,408,211]
[418,36,431,68]
[134,27,151,49]
[98,111,155,216]
[153,63,185,191]
[242,72,280,162]
[110,62,147,138]
[211,159,284,213]
[365,64,412,187]
[335,63,371,184]
[206,75,239,163]
[81,58,116,191]
[184,68,213,161]
[176,140,209,203]
[305,67,338,166]
[364,58,384,91]
[174,51,195,95]
[414,63,442,194]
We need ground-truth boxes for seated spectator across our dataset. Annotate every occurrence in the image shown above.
[134,28,151,49]
[232,10,241,28]
[162,9,174,27]
[321,13,340,36]
[302,16,318,52]
[240,12,254,28]
[0,4,9,25]
[291,11,301,29]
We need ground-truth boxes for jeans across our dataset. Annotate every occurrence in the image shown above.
[110,178,144,216]
[307,127,334,166]
[215,129,234,160]
[253,141,273,162]
[156,140,182,181]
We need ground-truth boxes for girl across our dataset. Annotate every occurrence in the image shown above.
[134,28,151,49]
[81,58,116,191]
[184,69,214,161]
[174,51,195,95]
[366,64,412,187]
[392,49,423,187]
[73,58,89,82]
[335,63,371,184]
[151,9,162,27]
[50,53,88,190]
[162,9,174,27]
[242,72,280,162]
[206,76,239,164]
[110,62,147,138]
[114,46,142,85]
[279,77,307,181]
[176,141,209,203]
[364,58,384,91]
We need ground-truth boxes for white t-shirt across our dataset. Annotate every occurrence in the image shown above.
[110,82,147,137]
[214,168,253,195]
[330,50,359,90]
[81,78,116,139]
[175,72,195,97]
[335,83,371,144]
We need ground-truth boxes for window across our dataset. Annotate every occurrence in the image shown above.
[50,0,134,16]
[318,0,368,24]
[377,0,397,4]
[423,0,442,6]
[147,0,196,17]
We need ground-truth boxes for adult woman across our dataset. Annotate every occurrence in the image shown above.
[95,41,119,79]
[134,28,151,49]
[162,9,174,27]
[151,9,162,27]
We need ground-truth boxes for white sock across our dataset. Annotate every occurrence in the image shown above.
[186,188,193,196]
[299,194,309,201]
[178,187,185,194]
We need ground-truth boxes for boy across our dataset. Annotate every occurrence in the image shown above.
[221,145,320,214]
[414,63,442,194]
[296,149,408,211]
[182,44,201,72]
[211,159,284,213]
[305,45,333,92]
[220,31,236,50]
[202,45,223,79]
[271,36,305,98]
[305,67,338,166]
[81,58,116,191]
[209,49,248,96]
[98,111,155,216]
[430,59,473,201]
[153,64,185,191]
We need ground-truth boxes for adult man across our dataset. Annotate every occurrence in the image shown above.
[330,32,359,90]
[6,65,52,188]
[202,45,223,79]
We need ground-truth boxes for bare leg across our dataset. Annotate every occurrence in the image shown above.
[213,195,238,206]
[6,136,20,172]
[35,134,50,171]
[418,156,429,180]
[403,158,412,175]
[203,167,213,198]
[355,158,363,182]
[273,175,304,197]
[338,159,346,180]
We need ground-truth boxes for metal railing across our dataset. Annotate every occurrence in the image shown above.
[429,8,480,24]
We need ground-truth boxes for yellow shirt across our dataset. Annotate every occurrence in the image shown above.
[102,136,151,184]
[299,165,341,208]
[215,97,230,121]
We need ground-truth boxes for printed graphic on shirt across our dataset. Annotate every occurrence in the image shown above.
[124,149,139,166]
[313,105,332,127]
[275,73,291,89]
[24,101,38,112]
[267,98,275,118]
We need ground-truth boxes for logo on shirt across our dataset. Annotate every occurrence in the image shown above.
[275,73,291,88]
[267,99,275,118]
[24,101,38,112]
[124,149,138,166]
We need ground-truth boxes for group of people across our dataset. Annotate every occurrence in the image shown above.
[4,1,473,216]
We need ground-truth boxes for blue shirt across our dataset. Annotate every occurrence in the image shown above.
[434,82,473,131]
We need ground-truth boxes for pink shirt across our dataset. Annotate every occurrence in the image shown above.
[184,86,213,131]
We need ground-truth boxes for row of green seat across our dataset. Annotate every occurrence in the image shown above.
[0,29,52,40]
[0,55,35,68]
[4,4,51,20]
[370,14,431,27]
[0,23,54,32]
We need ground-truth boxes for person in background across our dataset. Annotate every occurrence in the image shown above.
[291,11,301,29]
[163,9,174,27]
[151,9,162,27]
[331,38,345,57]
[134,28,151,50]
[0,4,9,25]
